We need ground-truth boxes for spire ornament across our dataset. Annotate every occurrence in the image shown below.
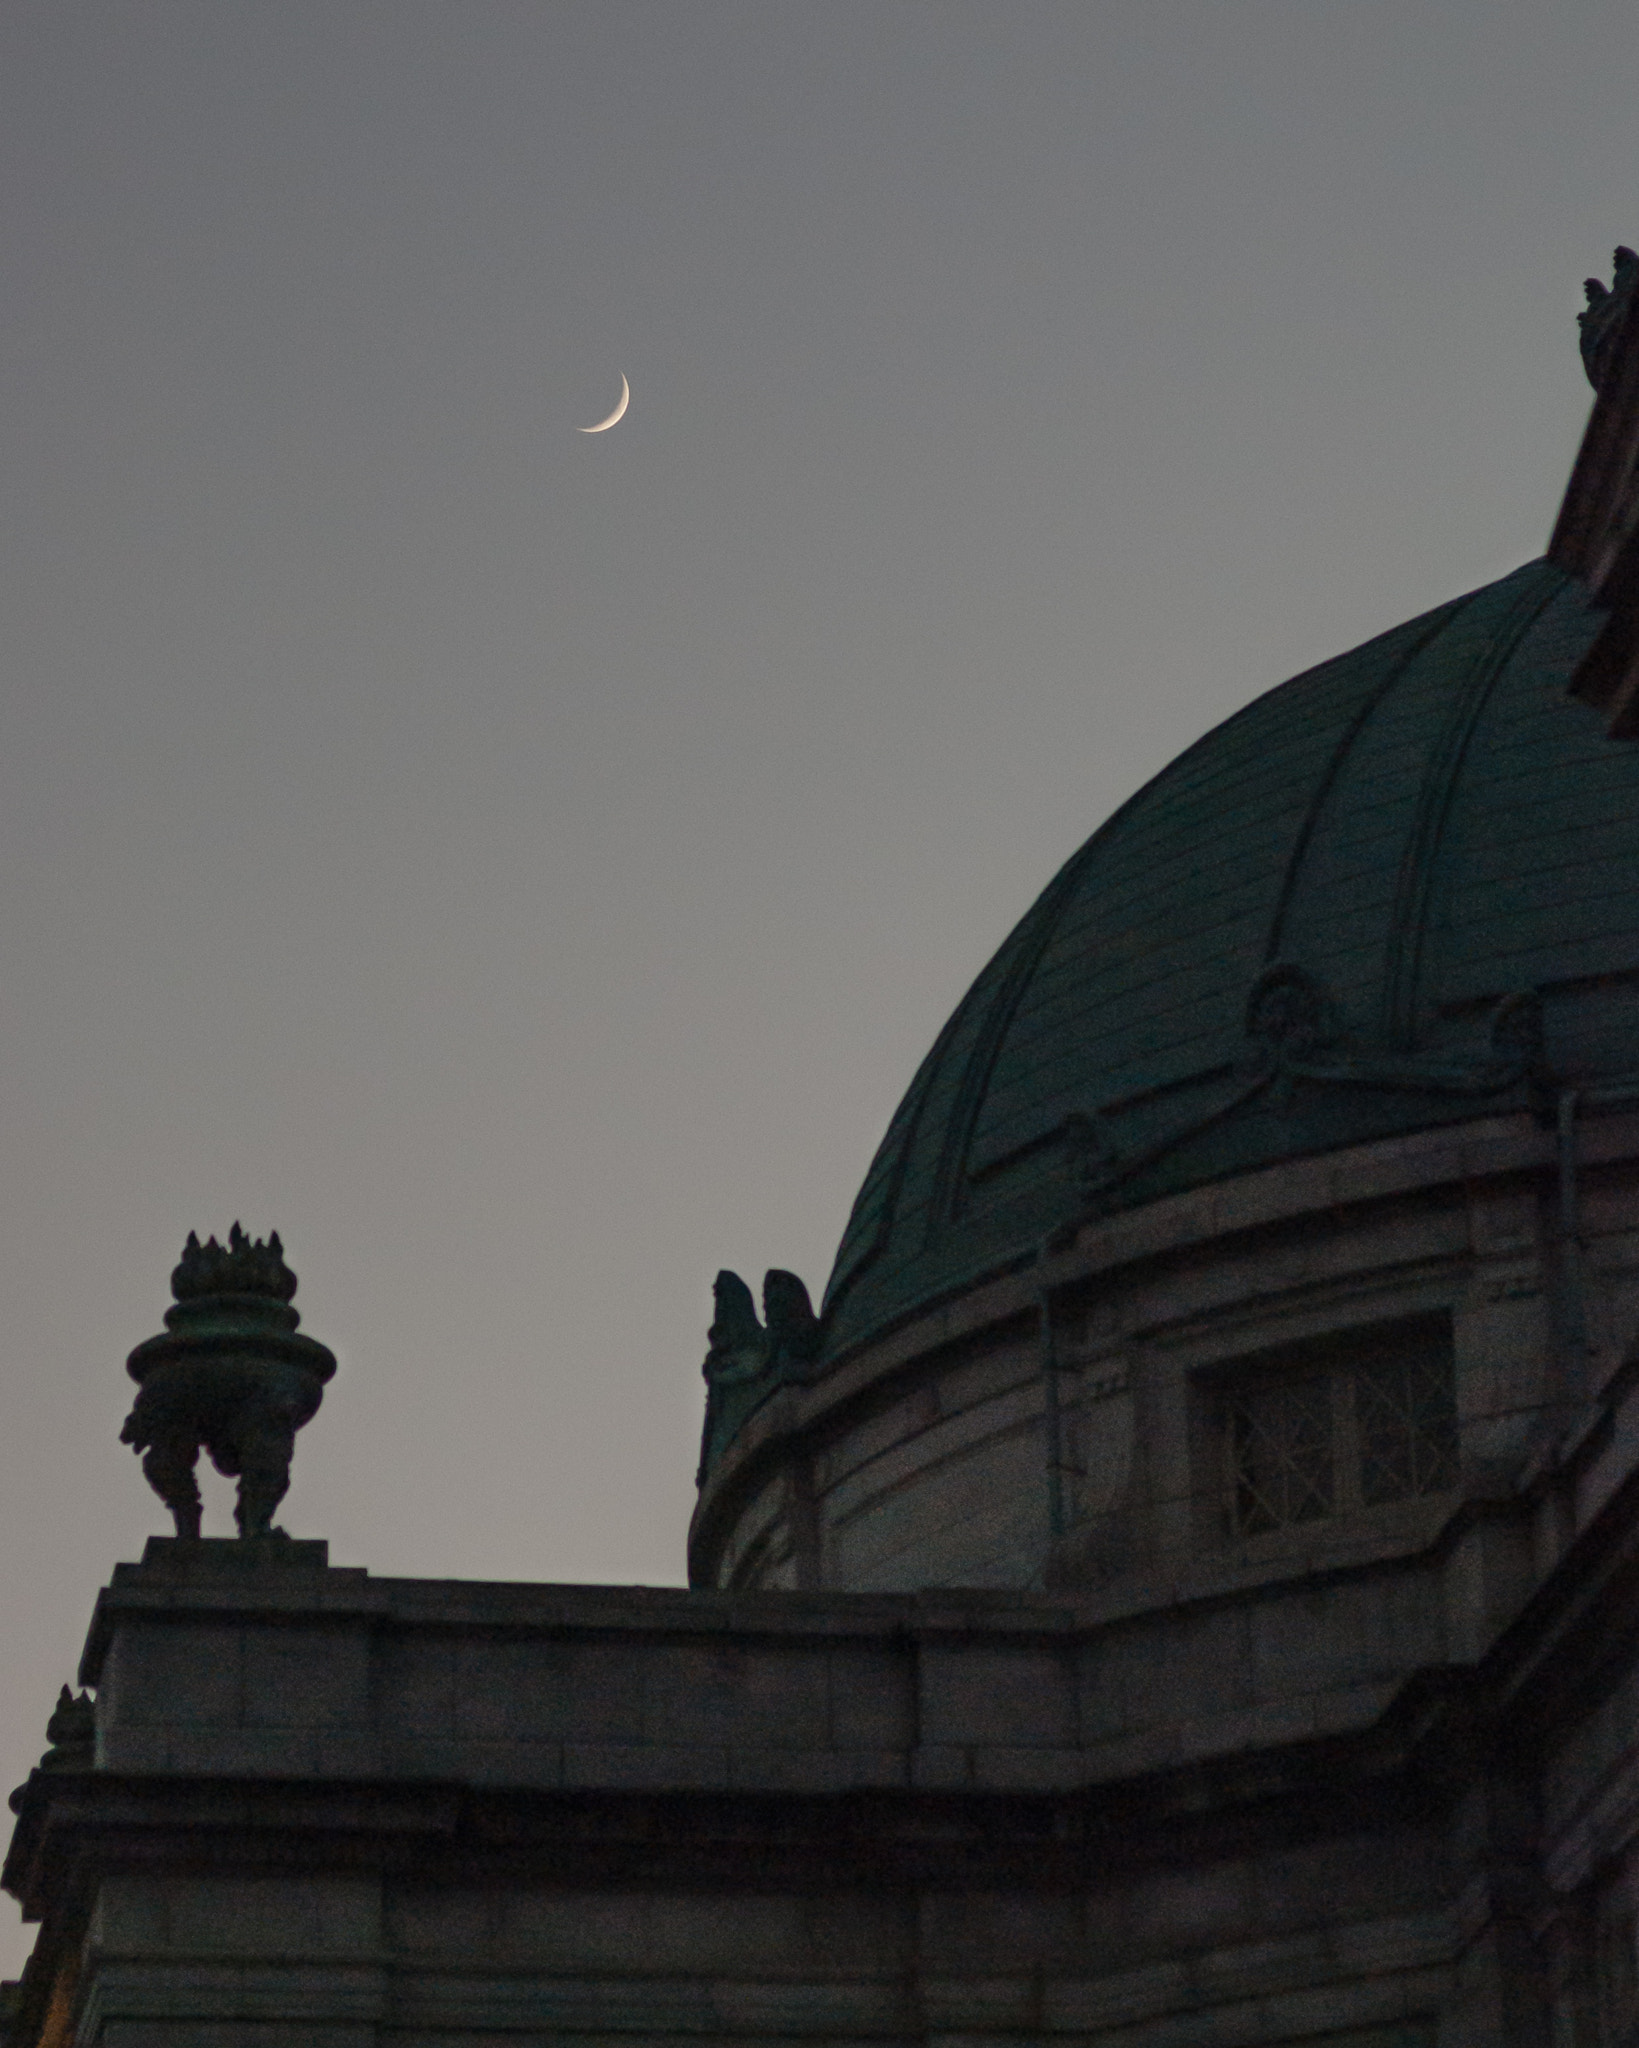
[1550,246,1639,735]
[697,1267,821,1483]
[1580,246,1639,391]
[120,1226,336,1540]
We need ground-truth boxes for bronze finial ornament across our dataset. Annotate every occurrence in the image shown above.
[1579,245,1639,391]
[1550,246,1639,734]
[697,1266,821,1483]
[169,1223,299,1304]
[119,1226,336,1540]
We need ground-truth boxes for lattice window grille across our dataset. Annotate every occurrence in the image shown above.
[1229,1373,1334,1535]
[1356,1350,1459,1507]
[1225,1325,1457,1537]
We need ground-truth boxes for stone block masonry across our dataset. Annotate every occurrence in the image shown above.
[10,1457,1639,2048]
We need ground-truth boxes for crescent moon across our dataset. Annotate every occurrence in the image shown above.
[580,374,630,434]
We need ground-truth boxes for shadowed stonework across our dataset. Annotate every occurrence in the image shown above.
[14,262,1639,2048]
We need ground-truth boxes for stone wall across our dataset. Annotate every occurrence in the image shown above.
[12,1396,1639,2048]
[7,1541,1470,2047]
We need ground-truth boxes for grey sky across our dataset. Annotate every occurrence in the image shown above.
[0,0,1630,1963]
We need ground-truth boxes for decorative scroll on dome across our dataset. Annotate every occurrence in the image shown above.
[1055,967,1542,1224]
[1551,247,1639,735]
[1243,967,1541,1098]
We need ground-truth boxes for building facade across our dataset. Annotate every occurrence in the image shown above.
[11,260,1639,2048]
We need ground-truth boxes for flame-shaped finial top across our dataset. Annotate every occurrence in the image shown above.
[170,1223,297,1305]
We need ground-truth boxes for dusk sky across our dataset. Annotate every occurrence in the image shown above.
[0,0,1632,1964]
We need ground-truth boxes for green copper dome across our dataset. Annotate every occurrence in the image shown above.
[820,558,1639,1362]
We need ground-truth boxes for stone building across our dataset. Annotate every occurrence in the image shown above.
[11,258,1639,2048]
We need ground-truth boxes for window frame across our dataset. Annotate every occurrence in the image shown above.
[1212,1312,1458,1544]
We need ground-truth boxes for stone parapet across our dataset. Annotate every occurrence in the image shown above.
[61,1522,1506,1803]
[8,1437,1639,2048]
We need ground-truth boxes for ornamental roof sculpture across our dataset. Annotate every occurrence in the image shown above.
[697,1267,821,1482]
[169,1222,299,1304]
[120,1226,336,1541]
[1553,246,1639,732]
[1578,244,1639,391]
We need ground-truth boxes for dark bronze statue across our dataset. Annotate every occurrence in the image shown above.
[7,1687,95,1815]
[1580,246,1639,391]
[39,1687,93,1770]
[697,1266,822,1482]
[120,1226,336,1540]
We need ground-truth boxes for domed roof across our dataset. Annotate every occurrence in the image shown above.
[821,557,1639,1361]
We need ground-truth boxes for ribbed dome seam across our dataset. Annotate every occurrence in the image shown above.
[1261,596,1472,973]
[1380,567,1564,1050]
